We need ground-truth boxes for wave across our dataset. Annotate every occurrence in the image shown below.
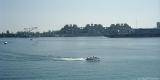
[137,77,160,80]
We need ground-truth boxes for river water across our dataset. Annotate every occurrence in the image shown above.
[0,37,160,80]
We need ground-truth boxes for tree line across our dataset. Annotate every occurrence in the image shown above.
[0,23,142,37]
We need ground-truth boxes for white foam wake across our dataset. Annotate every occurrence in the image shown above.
[53,58,85,61]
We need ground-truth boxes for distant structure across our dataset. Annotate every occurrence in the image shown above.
[24,27,38,32]
[157,22,160,29]
[24,27,38,37]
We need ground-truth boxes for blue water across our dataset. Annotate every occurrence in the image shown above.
[0,37,160,80]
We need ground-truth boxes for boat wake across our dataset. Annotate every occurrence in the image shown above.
[53,57,85,61]
[0,51,85,61]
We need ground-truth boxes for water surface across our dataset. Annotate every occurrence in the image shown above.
[0,37,160,80]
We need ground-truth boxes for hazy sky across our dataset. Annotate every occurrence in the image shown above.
[0,0,160,32]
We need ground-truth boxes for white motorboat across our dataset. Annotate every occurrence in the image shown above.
[86,56,100,61]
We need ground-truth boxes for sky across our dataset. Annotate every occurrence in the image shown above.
[0,0,160,32]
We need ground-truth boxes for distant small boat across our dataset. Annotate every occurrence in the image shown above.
[86,56,100,61]
[3,41,8,44]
